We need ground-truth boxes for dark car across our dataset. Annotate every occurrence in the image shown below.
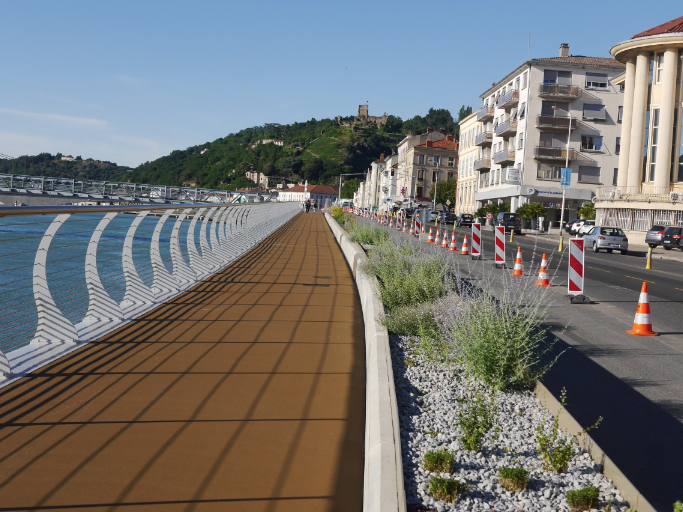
[496,212,522,235]
[662,227,683,250]
[456,213,474,227]
[401,208,415,219]
[443,212,457,224]
[644,225,667,248]
[565,219,581,233]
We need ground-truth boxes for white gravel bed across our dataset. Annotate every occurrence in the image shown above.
[391,334,630,512]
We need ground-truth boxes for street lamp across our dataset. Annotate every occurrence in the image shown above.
[552,105,572,251]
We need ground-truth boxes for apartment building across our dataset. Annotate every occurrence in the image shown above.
[473,44,625,227]
[456,110,479,215]
[594,15,683,232]
[395,128,450,206]
[377,154,399,207]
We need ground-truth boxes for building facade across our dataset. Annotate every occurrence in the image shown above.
[473,45,624,227]
[595,15,683,231]
[277,184,339,204]
[456,110,480,215]
[395,129,450,206]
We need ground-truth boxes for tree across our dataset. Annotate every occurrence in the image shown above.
[475,202,510,220]
[341,178,361,199]
[383,115,403,133]
[277,157,302,176]
[517,202,547,229]
[429,178,458,210]
[458,105,473,122]
[577,202,596,220]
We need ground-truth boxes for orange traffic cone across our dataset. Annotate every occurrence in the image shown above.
[434,228,441,246]
[426,227,434,243]
[460,235,469,255]
[449,232,458,252]
[536,253,550,287]
[421,223,425,234]
[409,221,415,236]
[627,282,658,336]
[511,247,524,276]
[442,229,449,248]
[389,217,393,228]
[402,220,407,233]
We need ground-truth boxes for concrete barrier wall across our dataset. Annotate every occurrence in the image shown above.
[324,213,407,512]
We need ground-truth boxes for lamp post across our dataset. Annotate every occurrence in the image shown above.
[552,105,572,251]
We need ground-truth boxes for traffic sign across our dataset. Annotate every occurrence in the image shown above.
[486,212,493,220]
[568,239,585,295]
[495,226,505,267]
[446,200,451,206]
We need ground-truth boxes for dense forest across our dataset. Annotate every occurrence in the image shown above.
[0,106,472,190]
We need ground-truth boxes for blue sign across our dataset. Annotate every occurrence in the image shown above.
[560,168,572,188]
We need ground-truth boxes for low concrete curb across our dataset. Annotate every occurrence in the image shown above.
[534,382,656,512]
[324,213,407,512]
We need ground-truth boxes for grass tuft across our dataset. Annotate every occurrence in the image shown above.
[422,449,454,472]
[497,467,528,493]
[428,476,469,503]
[566,485,600,511]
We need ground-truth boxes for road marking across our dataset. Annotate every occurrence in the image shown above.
[587,266,611,273]
[625,275,655,284]
[675,288,683,292]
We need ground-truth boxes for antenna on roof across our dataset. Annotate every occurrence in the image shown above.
[528,33,531,61]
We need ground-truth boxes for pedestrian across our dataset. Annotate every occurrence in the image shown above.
[305,200,310,213]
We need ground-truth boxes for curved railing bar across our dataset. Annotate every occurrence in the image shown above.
[199,208,220,272]
[209,207,227,265]
[187,207,211,279]
[120,211,155,319]
[150,210,178,302]
[31,214,79,346]
[170,211,196,291]
[77,212,124,341]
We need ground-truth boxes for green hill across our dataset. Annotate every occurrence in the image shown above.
[0,107,472,189]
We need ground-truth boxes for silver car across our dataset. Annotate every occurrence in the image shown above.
[583,226,629,254]
[644,225,667,248]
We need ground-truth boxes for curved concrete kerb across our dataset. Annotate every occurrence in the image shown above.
[325,213,407,512]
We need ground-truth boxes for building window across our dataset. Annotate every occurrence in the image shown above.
[417,186,424,197]
[619,84,625,92]
[649,108,660,182]
[417,169,425,180]
[518,102,526,119]
[543,70,571,85]
[418,154,425,164]
[521,71,528,89]
[578,166,601,183]
[655,53,665,83]
[613,168,618,186]
[537,163,562,180]
[447,172,454,179]
[585,72,608,89]
[581,135,603,151]
[583,104,606,120]
[519,133,524,150]
[616,137,621,155]
[618,106,623,122]
[515,77,520,90]
[433,155,440,165]
[432,171,438,182]
[448,156,454,167]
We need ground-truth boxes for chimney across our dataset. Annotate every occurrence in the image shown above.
[559,43,569,57]
[439,128,447,135]
[446,134,453,142]
[426,127,434,133]
[426,140,433,148]
[379,153,385,162]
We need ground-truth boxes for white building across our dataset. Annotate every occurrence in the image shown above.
[396,128,450,206]
[277,184,339,204]
[473,44,625,228]
[456,110,480,215]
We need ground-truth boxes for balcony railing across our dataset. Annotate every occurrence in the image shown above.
[493,149,515,164]
[475,131,493,146]
[497,89,519,109]
[477,106,494,122]
[595,184,683,203]
[538,84,580,100]
[533,146,577,161]
[535,115,577,132]
[473,158,491,171]
[495,119,518,138]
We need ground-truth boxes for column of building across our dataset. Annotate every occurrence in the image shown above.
[654,47,679,189]
[626,51,651,189]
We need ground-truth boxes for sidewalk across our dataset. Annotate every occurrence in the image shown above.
[0,213,365,511]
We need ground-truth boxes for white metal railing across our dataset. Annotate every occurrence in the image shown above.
[0,202,299,381]
[595,184,683,202]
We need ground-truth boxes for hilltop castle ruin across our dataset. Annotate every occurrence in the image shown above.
[337,105,388,128]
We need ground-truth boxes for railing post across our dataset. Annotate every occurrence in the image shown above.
[187,207,212,279]
[199,208,221,272]
[31,214,79,346]
[121,211,156,319]
[77,212,124,341]
[150,210,179,302]
[170,211,196,291]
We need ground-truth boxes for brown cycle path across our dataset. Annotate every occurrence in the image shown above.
[0,213,365,511]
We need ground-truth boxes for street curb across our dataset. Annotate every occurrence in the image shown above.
[325,213,407,512]
[534,381,656,512]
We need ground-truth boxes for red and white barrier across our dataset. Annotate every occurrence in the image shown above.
[471,223,481,259]
[495,226,505,267]
[568,239,585,295]
[415,215,421,236]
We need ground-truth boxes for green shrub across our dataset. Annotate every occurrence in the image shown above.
[361,238,456,310]
[498,467,528,493]
[566,485,600,511]
[674,501,683,512]
[428,476,469,503]
[457,389,496,452]
[348,222,390,246]
[329,206,343,223]
[422,449,454,473]
[381,301,439,339]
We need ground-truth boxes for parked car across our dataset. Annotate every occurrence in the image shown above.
[662,226,683,250]
[578,220,596,236]
[644,225,667,248]
[496,212,522,235]
[583,227,629,254]
[565,219,581,233]
[401,208,415,219]
[442,212,457,224]
[570,220,586,235]
[456,213,474,227]
[429,211,438,222]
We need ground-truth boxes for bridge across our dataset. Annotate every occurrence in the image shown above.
[0,173,276,206]
[0,204,367,511]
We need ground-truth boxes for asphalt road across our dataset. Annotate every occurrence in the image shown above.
[409,220,683,508]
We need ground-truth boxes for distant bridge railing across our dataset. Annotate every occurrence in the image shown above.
[0,202,299,383]
[0,173,275,203]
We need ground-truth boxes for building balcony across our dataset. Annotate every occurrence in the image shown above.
[533,145,578,161]
[535,115,577,132]
[475,131,493,146]
[493,149,515,165]
[473,158,491,171]
[477,106,494,122]
[495,119,518,138]
[537,84,579,100]
[497,89,519,110]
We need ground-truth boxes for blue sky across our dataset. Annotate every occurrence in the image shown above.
[1,0,679,167]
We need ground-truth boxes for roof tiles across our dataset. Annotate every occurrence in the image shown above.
[632,15,683,39]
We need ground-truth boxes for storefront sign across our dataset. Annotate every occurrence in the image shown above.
[506,168,520,184]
